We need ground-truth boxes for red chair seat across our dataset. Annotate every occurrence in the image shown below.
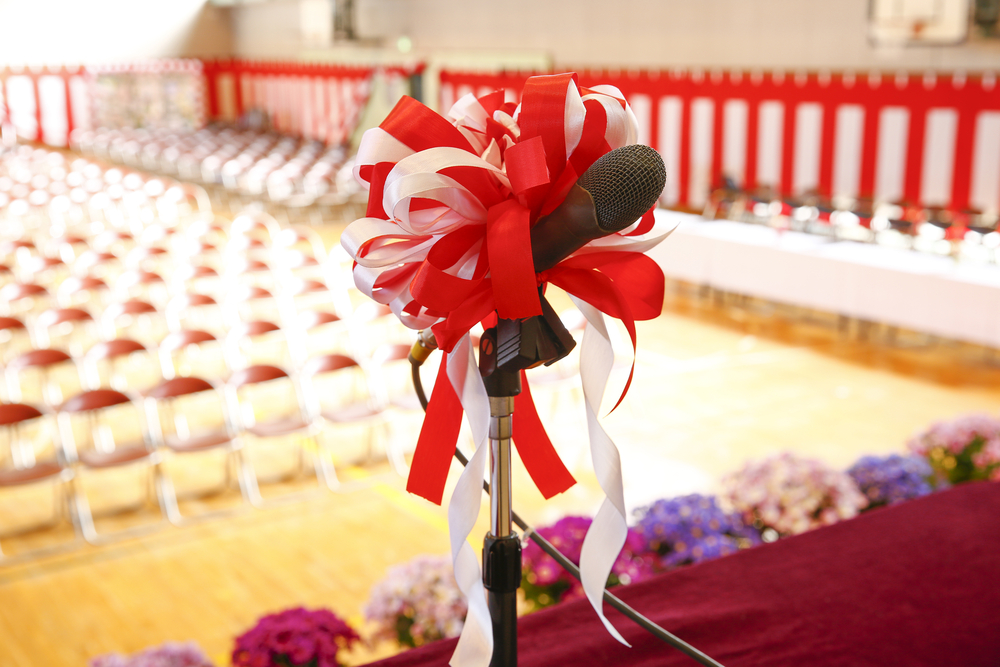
[246,416,310,438]
[0,461,64,487]
[164,430,233,453]
[78,445,152,469]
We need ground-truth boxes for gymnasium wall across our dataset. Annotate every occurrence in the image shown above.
[232,0,1000,71]
[0,0,231,65]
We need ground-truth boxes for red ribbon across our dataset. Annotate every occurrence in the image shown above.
[358,79,665,506]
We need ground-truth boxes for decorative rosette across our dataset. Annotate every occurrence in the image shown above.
[342,73,677,667]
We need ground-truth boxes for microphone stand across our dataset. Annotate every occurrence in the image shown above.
[477,292,579,667]
[408,295,725,667]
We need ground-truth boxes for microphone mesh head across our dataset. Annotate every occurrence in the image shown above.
[577,144,666,232]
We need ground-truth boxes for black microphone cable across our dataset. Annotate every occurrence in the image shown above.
[407,334,725,667]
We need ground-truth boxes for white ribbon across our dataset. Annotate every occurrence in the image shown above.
[445,335,493,667]
[572,295,631,644]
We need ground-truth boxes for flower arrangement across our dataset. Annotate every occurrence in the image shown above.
[364,554,467,648]
[848,454,937,508]
[721,452,868,537]
[232,607,359,667]
[520,516,656,610]
[632,494,761,569]
[90,642,214,667]
[906,413,1000,485]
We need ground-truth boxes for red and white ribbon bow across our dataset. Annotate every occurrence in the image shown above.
[342,73,677,667]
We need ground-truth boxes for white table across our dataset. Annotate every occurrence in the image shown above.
[650,210,1000,348]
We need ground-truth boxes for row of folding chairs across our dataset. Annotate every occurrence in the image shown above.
[0,345,428,562]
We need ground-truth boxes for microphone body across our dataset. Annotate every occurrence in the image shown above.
[529,143,666,274]
[530,184,603,272]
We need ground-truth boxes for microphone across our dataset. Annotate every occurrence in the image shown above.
[530,143,666,272]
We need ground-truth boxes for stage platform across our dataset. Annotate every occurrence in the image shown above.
[365,481,1000,667]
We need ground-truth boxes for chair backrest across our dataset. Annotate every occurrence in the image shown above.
[165,292,222,334]
[85,338,159,393]
[300,353,378,415]
[227,364,304,428]
[226,320,289,371]
[0,316,32,364]
[145,376,214,399]
[0,403,60,472]
[144,376,230,446]
[60,388,131,413]
[0,282,50,317]
[103,299,166,346]
[58,389,146,462]
[0,403,43,426]
[36,308,97,354]
[159,329,227,381]
[57,275,109,309]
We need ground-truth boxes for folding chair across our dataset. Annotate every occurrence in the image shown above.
[165,293,226,339]
[159,329,229,382]
[226,365,329,503]
[292,310,354,368]
[301,354,393,477]
[224,321,293,372]
[0,316,33,367]
[35,308,101,358]
[6,349,85,409]
[57,389,165,544]
[143,377,252,523]
[102,300,169,349]
[85,339,162,394]
[57,275,111,310]
[0,404,78,561]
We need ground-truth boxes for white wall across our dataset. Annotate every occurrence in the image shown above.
[0,0,232,65]
[234,0,1000,72]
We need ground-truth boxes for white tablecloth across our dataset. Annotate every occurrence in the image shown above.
[650,210,1000,347]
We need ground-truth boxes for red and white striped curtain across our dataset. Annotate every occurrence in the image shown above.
[202,60,386,146]
[0,60,204,147]
[440,68,1000,214]
[0,66,92,147]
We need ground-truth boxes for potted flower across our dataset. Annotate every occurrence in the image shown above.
[364,554,467,648]
[90,641,214,667]
[847,453,937,509]
[632,494,761,570]
[232,607,359,667]
[907,413,1000,485]
[520,516,655,611]
[721,452,868,538]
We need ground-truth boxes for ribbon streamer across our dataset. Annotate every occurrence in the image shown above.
[342,76,676,667]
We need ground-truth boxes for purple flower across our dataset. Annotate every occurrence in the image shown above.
[232,607,358,667]
[847,454,936,508]
[632,494,761,570]
[89,642,214,667]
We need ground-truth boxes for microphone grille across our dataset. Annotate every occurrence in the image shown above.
[577,144,666,232]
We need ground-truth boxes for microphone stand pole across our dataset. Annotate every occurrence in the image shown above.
[478,295,578,667]
[483,368,521,667]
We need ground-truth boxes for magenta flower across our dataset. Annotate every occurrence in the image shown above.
[232,607,359,667]
[521,516,656,609]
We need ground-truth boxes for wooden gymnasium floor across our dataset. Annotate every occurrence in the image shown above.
[2,249,1000,666]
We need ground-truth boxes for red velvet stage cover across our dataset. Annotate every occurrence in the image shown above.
[365,481,1000,667]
